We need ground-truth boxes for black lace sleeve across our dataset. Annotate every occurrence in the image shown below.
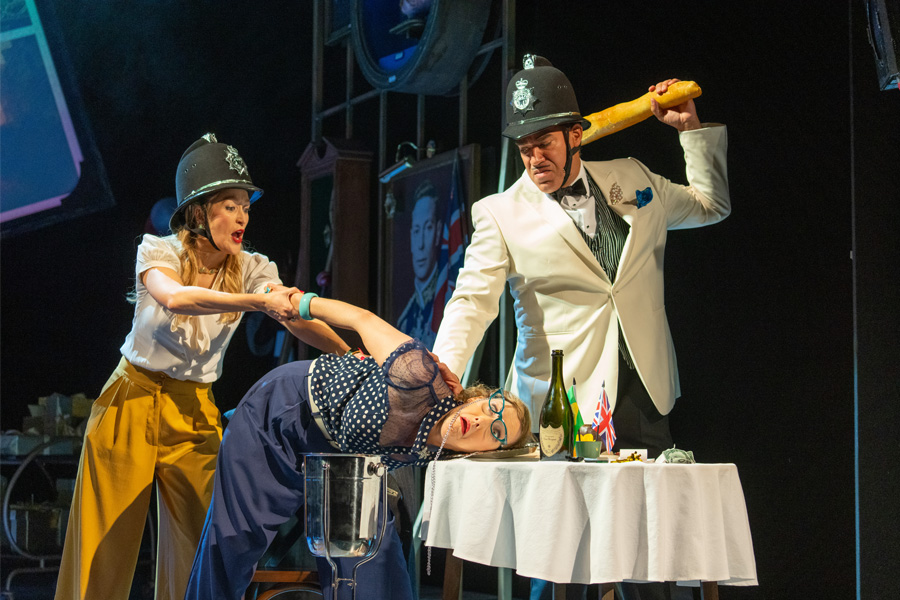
[379,339,452,447]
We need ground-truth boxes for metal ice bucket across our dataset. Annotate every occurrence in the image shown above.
[303,453,386,557]
[303,453,388,598]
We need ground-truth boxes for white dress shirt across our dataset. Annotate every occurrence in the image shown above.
[120,234,281,382]
[552,164,597,236]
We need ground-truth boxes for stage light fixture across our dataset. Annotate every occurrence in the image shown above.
[378,140,438,183]
[379,157,414,184]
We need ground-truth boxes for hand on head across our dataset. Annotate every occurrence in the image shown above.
[649,78,702,131]
[428,351,463,396]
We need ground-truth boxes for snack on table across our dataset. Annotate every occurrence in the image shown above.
[582,80,703,145]
[613,451,646,463]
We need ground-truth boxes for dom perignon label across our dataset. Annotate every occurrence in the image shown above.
[540,424,566,459]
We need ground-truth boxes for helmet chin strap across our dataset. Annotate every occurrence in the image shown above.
[191,226,221,251]
[554,126,582,196]
[187,204,221,251]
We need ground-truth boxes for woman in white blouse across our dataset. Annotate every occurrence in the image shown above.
[54,134,349,600]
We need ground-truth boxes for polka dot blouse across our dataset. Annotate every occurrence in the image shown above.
[309,339,459,470]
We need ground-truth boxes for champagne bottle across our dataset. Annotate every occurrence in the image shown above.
[539,349,574,461]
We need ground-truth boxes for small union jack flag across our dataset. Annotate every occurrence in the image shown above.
[592,381,616,452]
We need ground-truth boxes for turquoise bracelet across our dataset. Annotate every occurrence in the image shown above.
[297,292,318,321]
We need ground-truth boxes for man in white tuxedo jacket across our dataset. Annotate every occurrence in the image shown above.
[432,55,730,458]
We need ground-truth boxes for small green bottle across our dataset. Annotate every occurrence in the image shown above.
[539,349,574,461]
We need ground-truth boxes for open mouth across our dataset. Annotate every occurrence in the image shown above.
[231,229,244,244]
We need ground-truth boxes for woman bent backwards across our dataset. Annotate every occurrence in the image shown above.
[185,291,531,600]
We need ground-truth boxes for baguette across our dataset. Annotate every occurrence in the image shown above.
[581,80,702,145]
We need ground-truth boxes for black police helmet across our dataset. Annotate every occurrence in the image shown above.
[503,55,591,140]
[169,133,263,233]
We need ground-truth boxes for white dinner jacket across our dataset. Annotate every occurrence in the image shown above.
[432,125,730,429]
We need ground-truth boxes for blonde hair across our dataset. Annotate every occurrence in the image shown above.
[175,192,245,324]
[455,383,533,449]
[128,191,246,325]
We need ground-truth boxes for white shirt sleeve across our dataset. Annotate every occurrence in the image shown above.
[242,252,282,293]
[136,234,181,278]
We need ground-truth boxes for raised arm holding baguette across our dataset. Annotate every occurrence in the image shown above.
[648,78,703,132]
[582,78,704,143]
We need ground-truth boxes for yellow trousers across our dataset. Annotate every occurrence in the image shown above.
[55,358,222,600]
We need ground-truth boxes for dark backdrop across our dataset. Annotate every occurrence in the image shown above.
[1,1,897,598]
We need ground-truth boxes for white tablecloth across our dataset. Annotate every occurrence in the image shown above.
[422,460,757,586]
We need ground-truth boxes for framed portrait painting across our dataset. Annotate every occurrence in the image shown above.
[381,144,479,350]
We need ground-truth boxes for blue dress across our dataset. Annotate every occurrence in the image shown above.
[185,340,457,600]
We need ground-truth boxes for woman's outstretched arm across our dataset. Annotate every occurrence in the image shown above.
[291,293,410,365]
[143,267,296,321]
[283,317,351,355]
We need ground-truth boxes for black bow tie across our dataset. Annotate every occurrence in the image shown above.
[551,178,587,202]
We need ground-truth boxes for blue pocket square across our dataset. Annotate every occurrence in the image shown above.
[636,187,653,208]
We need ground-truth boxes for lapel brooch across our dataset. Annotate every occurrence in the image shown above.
[609,182,624,205]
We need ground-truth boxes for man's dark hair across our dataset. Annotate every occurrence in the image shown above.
[413,179,438,203]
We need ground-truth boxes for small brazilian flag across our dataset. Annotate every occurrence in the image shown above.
[568,380,586,456]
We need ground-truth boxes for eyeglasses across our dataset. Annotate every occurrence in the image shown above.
[487,389,508,445]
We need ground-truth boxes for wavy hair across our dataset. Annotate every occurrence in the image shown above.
[129,191,246,326]
[173,191,245,324]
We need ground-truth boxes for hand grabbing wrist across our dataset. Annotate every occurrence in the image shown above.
[260,287,300,322]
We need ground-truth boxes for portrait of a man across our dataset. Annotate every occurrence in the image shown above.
[396,179,442,349]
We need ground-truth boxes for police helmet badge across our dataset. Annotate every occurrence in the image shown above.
[225,145,250,177]
[512,78,537,115]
